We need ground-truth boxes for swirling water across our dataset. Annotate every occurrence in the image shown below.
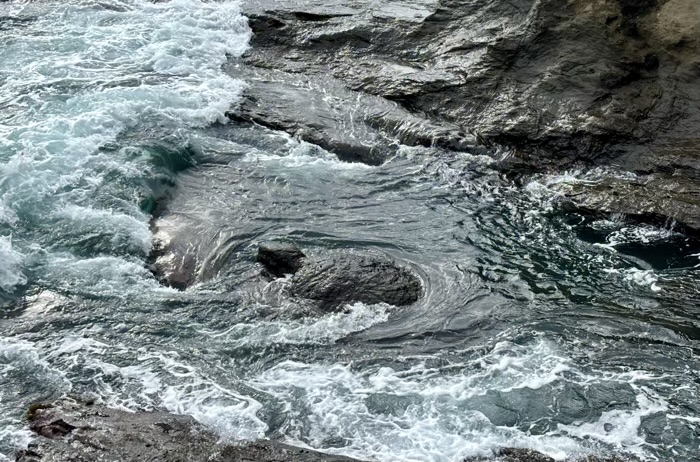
[1,1,700,461]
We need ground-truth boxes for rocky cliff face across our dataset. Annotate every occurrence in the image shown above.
[231,0,700,230]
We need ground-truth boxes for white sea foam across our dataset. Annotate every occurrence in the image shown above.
[623,268,662,292]
[250,338,624,462]
[0,0,251,289]
[35,334,267,442]
[196,302,392,348]
[0,236,26,292]
[559,392,667,458]
[242,136,375,171]
[41,253,165,294]
[0,337,70,458]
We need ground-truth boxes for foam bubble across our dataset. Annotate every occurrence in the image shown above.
[197,302,392,348]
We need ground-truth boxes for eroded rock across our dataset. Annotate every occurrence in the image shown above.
[240,0,699,164]
[232,0,700,230]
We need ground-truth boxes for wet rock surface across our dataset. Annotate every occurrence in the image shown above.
[227,0,700,230]
[257,241,307,277]
[465,448,639,462]
[258,242,423,309]
[553,171,700,233]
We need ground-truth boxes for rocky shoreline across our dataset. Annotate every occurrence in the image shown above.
[15,398,639,462]
[228,0,700,231]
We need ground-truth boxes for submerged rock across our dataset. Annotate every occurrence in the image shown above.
[257,242,422,309]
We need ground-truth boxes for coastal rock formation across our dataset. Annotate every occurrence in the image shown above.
[228,0,700,230]
[257,242,423,308]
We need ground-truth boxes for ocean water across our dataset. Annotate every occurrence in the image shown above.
[1,1,700,461]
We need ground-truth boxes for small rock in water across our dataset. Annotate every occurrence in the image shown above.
[292,254,422,309]
[257,242,423,310]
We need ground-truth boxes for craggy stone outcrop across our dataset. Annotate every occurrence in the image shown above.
[228,0,700,230]
[257,242,423,309]
[239,0,699,164]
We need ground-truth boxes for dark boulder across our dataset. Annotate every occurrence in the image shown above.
[257,243,422,309]
[292,254,423,309]
[257,241,307,277]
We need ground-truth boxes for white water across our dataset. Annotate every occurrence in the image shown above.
[0,337,70,460]
[0,0,250,294]
[0,1,697,461]
[251,335,666,462]
[0,0,251,450]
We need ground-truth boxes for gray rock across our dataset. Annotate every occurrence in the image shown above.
[257,241,307,277]
[257,243,422,309]
[465,448,640,462]
[231,0,700,230]
[240,0,699,166]
[225,66,485,165]
[552,172,700,233]
[292,254,422,309]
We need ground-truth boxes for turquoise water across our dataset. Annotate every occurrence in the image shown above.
[1,1,700,461]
